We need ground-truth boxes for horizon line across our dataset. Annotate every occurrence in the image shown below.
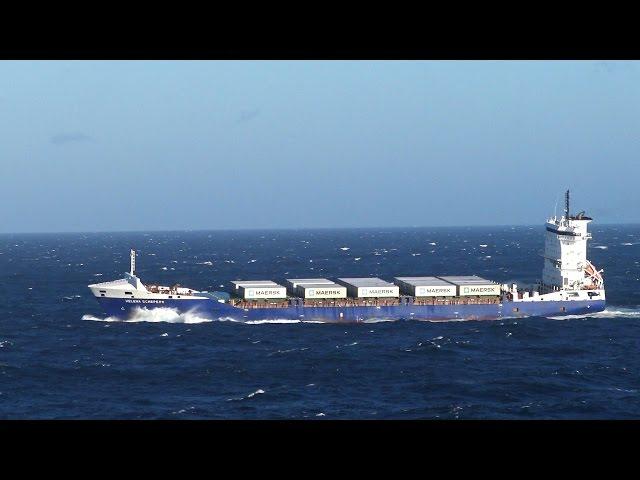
[1,220,638,236]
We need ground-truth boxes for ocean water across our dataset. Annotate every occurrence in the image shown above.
[1,225,640,419]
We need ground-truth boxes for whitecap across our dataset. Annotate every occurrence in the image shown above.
[82,307,213,324]
[227,388,266,402]
[245,319,302,324]
[546,306,640,320]
[247,389,265,398]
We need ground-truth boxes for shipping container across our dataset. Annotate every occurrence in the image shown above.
[238,285,287,299]
[285,278,334,294]
[437,276,501,296]
[437,275,489,283]
[336,278,400,298]
[394,277,457,297]
[456,284,502,296]
[231,280,280,290]
[297,284,347,299]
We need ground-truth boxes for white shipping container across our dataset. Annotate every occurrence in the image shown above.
[231,280,279,290]
[336,278,399,298]
[437,275,490,284]
[285,278,334,292]
[394,277,457,297]
[352,286,400,298]
[298,284,347,299]
[238,285,287,299]
[457,284,501,296]
[413,285,457,297]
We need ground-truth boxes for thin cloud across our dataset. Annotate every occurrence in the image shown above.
[51,133,94,145]
[238,109,260,123]
[593,61,636,75]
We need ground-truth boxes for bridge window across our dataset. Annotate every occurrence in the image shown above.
[125,291,133,295]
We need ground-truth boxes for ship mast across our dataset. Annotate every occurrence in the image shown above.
[564,189,570,220]
[130,249,136,276]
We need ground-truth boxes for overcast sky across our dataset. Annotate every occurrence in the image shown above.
[1,60,638,233]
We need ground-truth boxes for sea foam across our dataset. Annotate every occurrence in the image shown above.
[82,307,213,324]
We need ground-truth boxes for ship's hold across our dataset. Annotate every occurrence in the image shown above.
[336,277,400,298]
[297,283,347,299]
[394,276,457,297]
[285,278,335,294]
[437,276,501,296]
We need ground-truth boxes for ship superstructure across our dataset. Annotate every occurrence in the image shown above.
[89,191,606,322]
[541,190,604,293]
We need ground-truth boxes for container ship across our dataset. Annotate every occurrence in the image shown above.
[88,191,606,322]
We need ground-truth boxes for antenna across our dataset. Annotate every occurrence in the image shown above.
[130,249,136,276]
[564,189,570,219]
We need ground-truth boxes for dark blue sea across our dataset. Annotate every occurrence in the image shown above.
[1,225,639,419]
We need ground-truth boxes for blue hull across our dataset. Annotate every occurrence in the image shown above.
[96,296,606,322]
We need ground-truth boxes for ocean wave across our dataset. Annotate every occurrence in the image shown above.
[362,318,397,323]
[81,307,213,324]
[545,306,640,320]
[227,388,265,401]
[245,319,302,324]
[414,317,473,323]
